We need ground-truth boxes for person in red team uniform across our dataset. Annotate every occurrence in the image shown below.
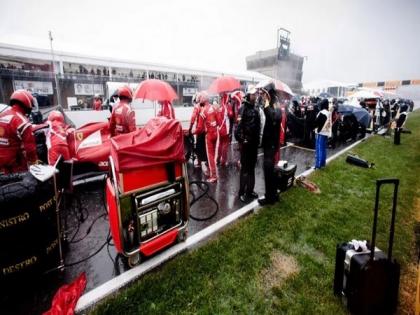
[189,92,208,174]
[46,110,71,165]
[109,86,136,137]
[157,100,176,119]
[230,91,243,125]
[274,101,288,163]
[0,90,38,174]
[93,94,103,111]
[217,94,230,166]
[201,92,220,183]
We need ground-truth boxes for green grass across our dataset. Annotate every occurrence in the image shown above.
[92,111,420,315]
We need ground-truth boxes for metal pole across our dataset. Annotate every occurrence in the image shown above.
[0,76,5,103]
[49,31,62,106]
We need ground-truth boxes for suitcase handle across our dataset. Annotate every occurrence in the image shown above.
[370,178,399,261]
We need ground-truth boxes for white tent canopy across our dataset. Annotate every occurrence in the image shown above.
[303,79,355,90]
[348,90,382,99]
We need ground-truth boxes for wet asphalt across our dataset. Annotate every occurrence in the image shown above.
[1,138,358,315]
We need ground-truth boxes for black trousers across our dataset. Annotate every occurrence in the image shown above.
[195,133,207,162]
[263,145,278,201]
[239,142,258,196]
[394,128,401,145]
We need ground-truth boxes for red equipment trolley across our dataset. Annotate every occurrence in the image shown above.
[106,117,189,267]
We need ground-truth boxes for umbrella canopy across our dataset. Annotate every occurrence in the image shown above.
[337,104,355,114]
[338,104,371,128]
[352,108,371,128]
[256,79,294,97]
[208,76,241,94]
[133,79,178,102]
[318,92,332,98]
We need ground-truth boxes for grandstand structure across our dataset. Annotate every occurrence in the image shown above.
[0,43,268,108]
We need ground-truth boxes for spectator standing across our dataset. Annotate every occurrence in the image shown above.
[314,99,331,169]
[258,84,281,205]
[235,85,260,202]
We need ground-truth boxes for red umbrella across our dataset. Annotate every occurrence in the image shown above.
[208,76,241,94]
[133,79,178,102]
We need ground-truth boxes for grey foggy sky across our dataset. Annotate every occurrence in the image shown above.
[0,0,419,83]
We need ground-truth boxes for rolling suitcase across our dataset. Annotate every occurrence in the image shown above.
[333,178,401,314]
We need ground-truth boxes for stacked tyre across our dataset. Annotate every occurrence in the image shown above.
[0,173,60,286]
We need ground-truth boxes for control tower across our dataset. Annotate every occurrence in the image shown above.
[246,28,304,91]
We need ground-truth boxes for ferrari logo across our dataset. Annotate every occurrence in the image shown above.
[76,132,84,141]
[0,127,4,137]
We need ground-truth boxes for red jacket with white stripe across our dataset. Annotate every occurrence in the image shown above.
[46,120,71,164]
[203,103,220,138]
[189,104,205,135]
[0,105,37,171]
[158,101,176,120]
[109,100,136,137]
[217,104,230,137]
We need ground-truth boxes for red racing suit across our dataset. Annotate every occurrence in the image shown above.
[203,103,220,179]
[0,106,37,173]
[46,121,71,165]
[275,104,288,163]
[109,100,136,137]
[158,101,176,120]
[93,99,102,111]
[217,102,230,165]
[189,104,207,163]
[189,104,205,135]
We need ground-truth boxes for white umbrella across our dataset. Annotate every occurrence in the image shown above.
[349,90,382,99]
[256,79,294,97]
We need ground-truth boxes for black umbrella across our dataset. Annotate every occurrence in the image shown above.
[337,104,354,114]
[338,104,371,128]
[352,107,371,128]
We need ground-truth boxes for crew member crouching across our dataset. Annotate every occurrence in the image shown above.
[0,90,38,174]
[46,110,71,165]
[109,86,136,137]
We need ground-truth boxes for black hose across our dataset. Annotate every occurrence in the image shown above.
[189,181,219,221]
[64,229,111,267]
[70,213,107,244]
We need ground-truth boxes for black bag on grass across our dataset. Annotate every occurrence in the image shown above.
[346,154,374,168]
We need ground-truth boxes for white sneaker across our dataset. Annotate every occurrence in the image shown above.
[201,162,209,176]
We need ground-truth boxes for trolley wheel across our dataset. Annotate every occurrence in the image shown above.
[177,229,188,243]
[128,253,141,268]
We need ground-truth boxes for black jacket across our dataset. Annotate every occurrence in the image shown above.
[235,100,260,144]
[262,105,281,149]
